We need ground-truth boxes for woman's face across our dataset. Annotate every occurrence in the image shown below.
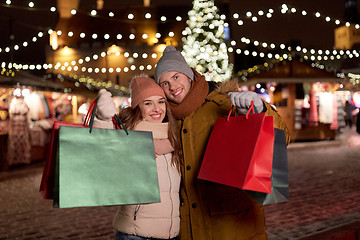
[139,95,166,123]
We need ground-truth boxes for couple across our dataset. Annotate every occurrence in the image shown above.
[94,46,290,240]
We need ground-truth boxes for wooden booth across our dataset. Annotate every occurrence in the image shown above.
[241,59,347,142]
[0,70,128,170]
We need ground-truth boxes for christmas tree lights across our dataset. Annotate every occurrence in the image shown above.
[182,0,233,82]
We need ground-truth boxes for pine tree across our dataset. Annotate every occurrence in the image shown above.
[182,0,233,82]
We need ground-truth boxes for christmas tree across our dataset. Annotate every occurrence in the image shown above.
[182,0,233,82]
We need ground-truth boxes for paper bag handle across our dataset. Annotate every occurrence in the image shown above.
[227,101,258,122]
[82,97,129,135]
[245,101,258,119]
[83,98,98,127]
[227,107,237,122]
[113,114,129,135]
[88,97,99,133]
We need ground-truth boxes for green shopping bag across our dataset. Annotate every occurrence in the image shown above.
[55,126,160,208]
[53,99,160,208]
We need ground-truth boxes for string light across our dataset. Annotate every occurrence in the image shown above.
[232,34,360,60]
[1,62,141,93]
[1,2,359,87]
[1,1,347,30]
[232,4,348,30]
[0,3,354,58]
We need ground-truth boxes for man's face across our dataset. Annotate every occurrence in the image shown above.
[158,71,191,104]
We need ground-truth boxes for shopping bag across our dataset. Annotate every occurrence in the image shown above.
[53,99,160,208]
[39,121,83,199]
[198,102,274,193]
[54,125,160,208]
[39,98,98,199]
[244,128,289,205]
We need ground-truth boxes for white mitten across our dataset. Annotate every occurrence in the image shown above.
[228,91,264,114]
[96,89,117,121]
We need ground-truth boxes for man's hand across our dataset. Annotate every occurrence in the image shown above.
[228,91,264,114]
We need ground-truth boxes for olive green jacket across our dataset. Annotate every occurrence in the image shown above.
[177,82,289,240]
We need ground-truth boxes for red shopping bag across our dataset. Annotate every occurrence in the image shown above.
[39,98,99,199]
[198,102,274,193]
[39,121,83,199]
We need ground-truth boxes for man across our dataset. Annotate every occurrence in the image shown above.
[154,46,290,240]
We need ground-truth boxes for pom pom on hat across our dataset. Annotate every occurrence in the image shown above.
[130,77,166,108]
[155,46,194,83]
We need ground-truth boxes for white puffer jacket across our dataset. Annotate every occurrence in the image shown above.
[113,120,180,239]
[94,118,180,239]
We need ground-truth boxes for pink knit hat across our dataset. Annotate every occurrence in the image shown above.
[130,77,166,108]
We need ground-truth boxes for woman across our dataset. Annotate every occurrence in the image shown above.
[94,75,181,240]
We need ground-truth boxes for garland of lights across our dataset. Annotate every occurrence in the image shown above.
[2,2,352,27]
[232,4,355,28]
[0,2,183,23]
[3,29,360,64]
[235,58,360,93]
[231,37,360,57]
[51,47,160,64]
[1,66,128,93]
[1,2,358,56]
[1,61,156,74]
[0,29,175,53]
[0,44,357,73]
[347,73,360,85]
[2,57,359,89]
[1,1,360,86]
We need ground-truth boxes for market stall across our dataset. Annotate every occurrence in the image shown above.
[0,86,84,170]
[0,70,131,170]
[240,59,350,142]
[0,71,87,169]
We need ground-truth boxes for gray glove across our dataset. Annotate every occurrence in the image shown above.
[228,91,264,114]
[96,89,117,121]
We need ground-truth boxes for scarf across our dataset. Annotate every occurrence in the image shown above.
[134,120,174,155]
[134,120,169,139]
[168,69,209,119]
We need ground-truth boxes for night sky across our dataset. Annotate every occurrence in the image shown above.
[0,0,356,68]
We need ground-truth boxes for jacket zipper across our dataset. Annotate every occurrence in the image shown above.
[134,205,140,220]
[164,154,173,239]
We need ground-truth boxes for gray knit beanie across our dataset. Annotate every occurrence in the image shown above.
[155,46,194,83]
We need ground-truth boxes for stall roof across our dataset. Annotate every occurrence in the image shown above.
[0,70,129,98]
[44,73,130,98]
[0,70,65,91]
[241,59,342,85]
